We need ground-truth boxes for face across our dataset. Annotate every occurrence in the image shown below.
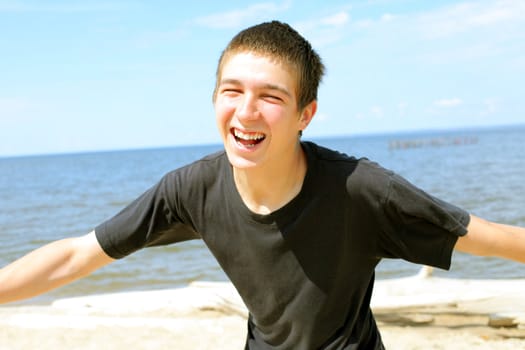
[214,52,315,170]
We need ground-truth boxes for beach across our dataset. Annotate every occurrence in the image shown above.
[2,276,525,349]
[1,127,524,349]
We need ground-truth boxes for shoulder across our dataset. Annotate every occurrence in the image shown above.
[303,141,393,194]
[158,150,228,194]
[302,141,359,179]
[165,150,227,179]
[302,140,357,163]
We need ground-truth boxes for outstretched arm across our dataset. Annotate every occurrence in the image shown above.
[0,231,114,304]
[455,215,525,264]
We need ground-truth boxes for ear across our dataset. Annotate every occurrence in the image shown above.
[298,100,317,132]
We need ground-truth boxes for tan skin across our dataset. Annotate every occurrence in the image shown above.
[0,52,524,305]
[0,231,113,304]
[214,52,316,214]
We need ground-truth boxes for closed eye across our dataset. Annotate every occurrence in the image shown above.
[261,94,284,103]
[221,88,242,96]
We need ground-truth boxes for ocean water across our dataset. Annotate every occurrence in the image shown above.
[1,125,524,304]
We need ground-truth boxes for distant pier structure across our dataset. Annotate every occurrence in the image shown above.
[389,135,478,150]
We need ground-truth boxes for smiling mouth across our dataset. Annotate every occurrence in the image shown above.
[231,128,266,148]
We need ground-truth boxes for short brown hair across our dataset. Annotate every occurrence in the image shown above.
[213,21,325,111]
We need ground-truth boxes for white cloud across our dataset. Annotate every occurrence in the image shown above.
[398,102,408,116]
[380,1,523,67]
[0,1,122,13]
[355,112,365,120]
[416,0,525,39]
[370,106,384,118]
[194,1,292,29]
[417,42,502,65]
[0,97,47,123]
[345,0,525,55]
[354,19,374,29]
[315,113,329,122]
[380,13,395,22]
[434,98,463,108]
[296,10,350,32]
[0,97,30,116]
[481,98,498,116]
[320,12,350,27]
[134,29,186,49]
[293,10,351,47]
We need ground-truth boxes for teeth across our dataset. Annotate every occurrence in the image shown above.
[234,129,265,141]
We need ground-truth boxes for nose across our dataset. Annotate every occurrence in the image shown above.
[235,94,259,121]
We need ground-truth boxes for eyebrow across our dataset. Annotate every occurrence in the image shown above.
[219,78,293,98]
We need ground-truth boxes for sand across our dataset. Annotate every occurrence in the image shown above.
[2,277,525,349]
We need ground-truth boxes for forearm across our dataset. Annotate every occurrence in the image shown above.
[456,215,525,264]
[492,222,525,236]
[0,232,113,304]
[490,221,525,263]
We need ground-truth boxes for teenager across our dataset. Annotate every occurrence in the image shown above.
[1,21,524,349]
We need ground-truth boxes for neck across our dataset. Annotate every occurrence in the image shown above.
[233,142,307,215]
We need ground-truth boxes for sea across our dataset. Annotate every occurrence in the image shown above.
[1,125,524,305]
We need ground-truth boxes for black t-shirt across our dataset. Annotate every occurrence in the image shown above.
[95,141,470,349]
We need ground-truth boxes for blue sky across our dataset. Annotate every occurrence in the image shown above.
[1,0,524,157]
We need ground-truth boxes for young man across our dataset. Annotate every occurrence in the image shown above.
[1,21,524,349]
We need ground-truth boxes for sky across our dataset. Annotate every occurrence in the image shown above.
[1,0,524,157]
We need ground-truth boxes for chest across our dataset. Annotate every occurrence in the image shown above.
[198,194,377,316]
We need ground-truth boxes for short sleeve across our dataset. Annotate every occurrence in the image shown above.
[377,172,470,270]
[95,172,199,259]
